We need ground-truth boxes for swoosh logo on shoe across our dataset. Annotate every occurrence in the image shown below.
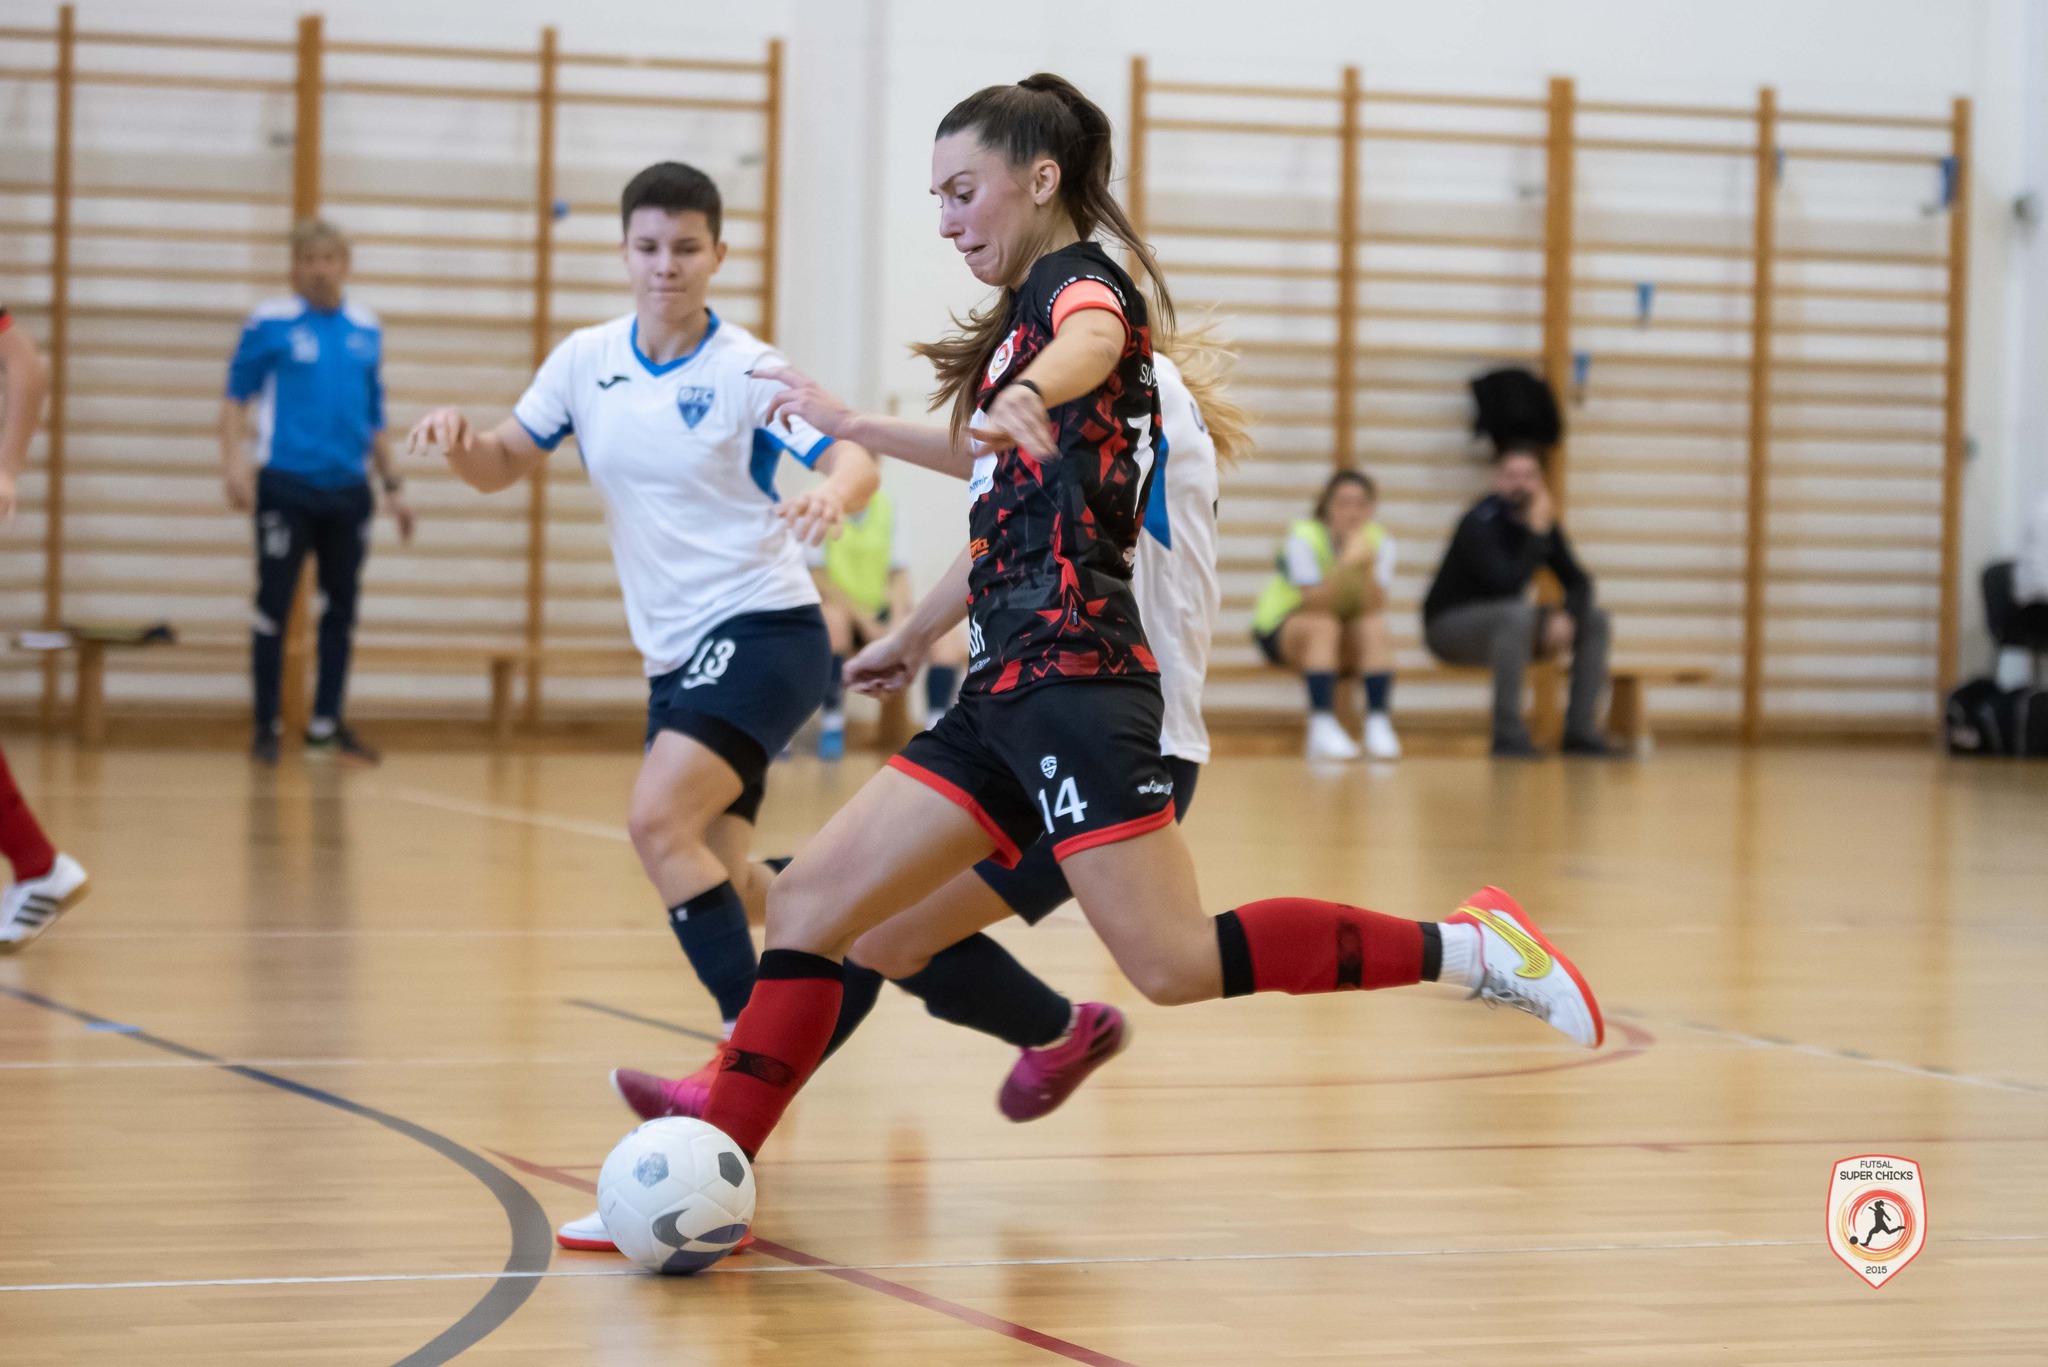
[1461,906,1552,980]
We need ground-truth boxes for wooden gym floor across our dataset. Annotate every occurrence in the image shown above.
[0,737,2043,1365]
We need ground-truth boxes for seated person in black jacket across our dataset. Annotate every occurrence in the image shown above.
[1422,376,1621,757]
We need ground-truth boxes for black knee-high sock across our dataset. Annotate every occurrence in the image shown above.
[666,882,758,1025]
[822,961,886,1059]
[895,933,1072,1049]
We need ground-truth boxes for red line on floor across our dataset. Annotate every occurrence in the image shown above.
[487,1150,1139,1367]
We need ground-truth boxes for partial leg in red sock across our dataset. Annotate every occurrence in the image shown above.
[0,748,55,881]
[700,949,843,1158]
[1214,897,1436,996]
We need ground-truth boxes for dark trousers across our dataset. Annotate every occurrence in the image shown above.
[252,469,373,734]
[1984,561,2048,652]
[1425,597,1611,745]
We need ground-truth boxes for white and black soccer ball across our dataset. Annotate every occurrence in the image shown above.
[596,1117,756,1274]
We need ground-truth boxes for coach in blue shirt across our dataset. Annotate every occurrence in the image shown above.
[219,219,413,764]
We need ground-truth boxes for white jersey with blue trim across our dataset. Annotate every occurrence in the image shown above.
[1134,352,1221,764]
[513,310,836,676]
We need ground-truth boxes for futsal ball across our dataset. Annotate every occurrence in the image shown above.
[596,1117,756,1274]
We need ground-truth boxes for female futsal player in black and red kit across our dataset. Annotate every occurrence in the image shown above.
[697,75,1605,1170]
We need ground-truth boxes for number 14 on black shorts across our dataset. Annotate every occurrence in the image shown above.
[890,679,1177,867]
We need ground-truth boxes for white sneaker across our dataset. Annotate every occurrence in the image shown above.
[1306,712,1361,761]
[1363,712,1402,760]
[1445,885,1604,1049]
[0,853,89,954]
[556,1210,617,1252]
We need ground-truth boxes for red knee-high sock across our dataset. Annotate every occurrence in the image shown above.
[701,949,843,1159]
[0,748,55,881]
[1215,897,1437,996]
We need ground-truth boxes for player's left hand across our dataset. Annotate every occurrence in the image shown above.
[0,470,17,530]
[844,630,928,696]
[979,381,1055,459]
[776,486,846,547]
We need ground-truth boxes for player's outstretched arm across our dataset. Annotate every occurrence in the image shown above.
[844,543,972,696]
[776,440,880,547]
[407,409,545,494]
[979,307,1124,459]
[755,362,974,480]
[0,324,50,524]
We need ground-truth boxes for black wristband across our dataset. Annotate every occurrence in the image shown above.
[1014,378,1044,403]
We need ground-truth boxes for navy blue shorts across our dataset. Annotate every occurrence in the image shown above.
[975,755,1202,924]
[646,605,831,824]
[891,678,1176,871]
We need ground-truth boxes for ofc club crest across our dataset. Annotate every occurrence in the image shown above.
[1827,1154,1926,1288]
[676,386,715,428]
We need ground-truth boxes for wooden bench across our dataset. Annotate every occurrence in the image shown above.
[1210,658,1714,750]
[17,629,539,745]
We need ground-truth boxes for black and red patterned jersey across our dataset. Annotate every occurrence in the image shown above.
[963,242,1162,696]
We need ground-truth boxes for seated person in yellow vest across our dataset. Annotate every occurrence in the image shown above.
[807,491,964,758]
[1252,470,1400,761]
[1421,368,1623,759]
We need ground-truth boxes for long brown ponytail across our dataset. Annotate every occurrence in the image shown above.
[1161,316,1251,471]
[912,73,1175,439]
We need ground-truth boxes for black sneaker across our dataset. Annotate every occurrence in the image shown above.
[1490,733,1543,759]
[305,723,381,765]
[1561,732,1631,759]
[251,731,281,766]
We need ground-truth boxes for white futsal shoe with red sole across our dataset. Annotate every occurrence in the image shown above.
[555,1210,755,1255]
[1445,886,1604,1049]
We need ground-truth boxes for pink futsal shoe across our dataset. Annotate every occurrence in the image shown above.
[612,1054,719,1122]
[1444,886,1605,1049]
[997,1002,1130,1122]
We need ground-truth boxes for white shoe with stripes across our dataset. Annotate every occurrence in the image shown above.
[0,853,89,954]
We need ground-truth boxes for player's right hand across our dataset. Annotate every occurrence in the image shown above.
[408,407,474,458]
[843,631,930,696]
[222,461,255,512]
[754,363,854,440]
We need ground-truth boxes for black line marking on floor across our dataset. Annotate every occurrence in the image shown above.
[0,984,553,1367]
[564,997,724,1045]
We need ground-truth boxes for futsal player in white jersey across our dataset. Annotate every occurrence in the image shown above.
[407,163,879,1057]
[606,342,1248,1130]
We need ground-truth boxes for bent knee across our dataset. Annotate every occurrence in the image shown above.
[1122,956,1215,1007]
[847,928,930,981]
[764,865,851,952]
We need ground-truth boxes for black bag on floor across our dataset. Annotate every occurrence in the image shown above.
[1945,678,2018,755]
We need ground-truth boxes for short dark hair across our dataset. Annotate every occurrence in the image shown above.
[1314,469,1377,521]
[1492,442,1549,470]
[619,162,722,241]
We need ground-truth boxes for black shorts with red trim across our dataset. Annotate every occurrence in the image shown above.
[889,678,1174,869]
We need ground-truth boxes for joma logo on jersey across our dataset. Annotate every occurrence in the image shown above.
[676,386,715,428]
[1459,906,1551,978]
